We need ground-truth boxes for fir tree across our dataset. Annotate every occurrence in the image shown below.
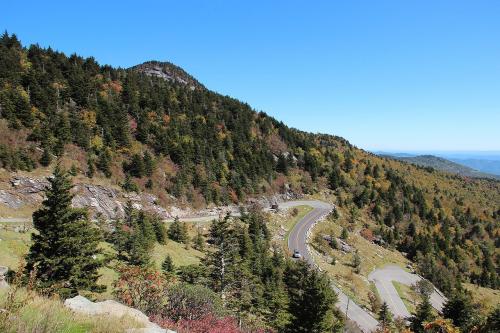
[352,250,361,274]
[284,260,340,332]
[162,255,175,273]
[410,295,435,333]
[341,227,349,240]
[442,289,481,332]
[193,227,205,251]
[168,217,189,243]
[276,153,289,175]
[378,302,393,329]
[24,166,103,297]
[143,151,154,177]
[39,147,52,167]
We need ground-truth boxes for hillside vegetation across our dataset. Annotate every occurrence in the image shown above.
[381,153,499,180]
[0,32,498,299]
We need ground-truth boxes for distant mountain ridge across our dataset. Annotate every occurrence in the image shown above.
[378,152,499,180]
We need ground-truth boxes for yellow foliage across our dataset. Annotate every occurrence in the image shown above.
[16,85,29,100]
[424,318,460,333]
[90,135,104,150]
[181,135,193,144]
[147,111,157,121]
[195,115,206,124]
[217,131,227,141]
[19,52,32,71]
[82,110,97,127]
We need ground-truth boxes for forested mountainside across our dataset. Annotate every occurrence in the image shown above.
[380,153,499,180]
[0,32,498,294]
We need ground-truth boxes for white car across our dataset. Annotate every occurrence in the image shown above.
[292,249,302,258]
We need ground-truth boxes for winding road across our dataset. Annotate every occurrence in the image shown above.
[3,199,446,332]
[286,200,379,333]
[368,265,446,319]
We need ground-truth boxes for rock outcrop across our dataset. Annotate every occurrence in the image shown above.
[64,295,174,333]
[0,266,8,288]
[1,176,173,220]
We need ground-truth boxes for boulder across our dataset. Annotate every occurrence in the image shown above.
[64,295,175,333]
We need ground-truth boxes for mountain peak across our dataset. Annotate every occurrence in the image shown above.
[130,60,202,90]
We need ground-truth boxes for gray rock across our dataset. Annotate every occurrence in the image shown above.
[0,190,24,209]
[0,266,9,289]
[64,295,175,333]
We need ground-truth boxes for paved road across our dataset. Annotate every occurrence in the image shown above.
[287,200,379,333]
[0,217,32,223]
[368,265,446,319]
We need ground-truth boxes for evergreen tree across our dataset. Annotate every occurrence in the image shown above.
[97,148,112,178]
[352,250,361,274]
[204,214,240,299]
[24,166,103,297]
[276,153,289,175]
[162,255,175,273]
[284,260,341,332]
[168,217,189,243]
[341,227,349,240]
[39,147,52,167]
[442,289,481,332]
[482,306,500,333]
[143,151,154,177]
[410,295,435,333]
[193,227,205,251]
[328,167,343,190]
[378,302,393,329]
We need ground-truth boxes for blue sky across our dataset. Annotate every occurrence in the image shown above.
[2,0,499,151]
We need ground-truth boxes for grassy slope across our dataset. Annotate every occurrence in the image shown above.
[392,281,418,314]
[0,222,206,296]
[267,205,313,252]
[307,198,500,314]
[0,288,143,333]
[311,210,409,309]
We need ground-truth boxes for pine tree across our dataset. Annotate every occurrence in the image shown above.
[168,217,189,243]
[24,166,103,297]
[410,295,435,333]
[341,227,349,240]
[143,151,154,177]
[204,214,240,299]
[328,167,342,189]
[352,250,361,274]
[284,260,341,332]
[442,289,481,332]
[378,302,393,329]
[193,227,205,251]
[162,255,175,273]
[39,147,52,167]
[276,153,288,175]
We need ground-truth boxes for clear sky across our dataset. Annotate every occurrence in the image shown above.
[2,0,499,151]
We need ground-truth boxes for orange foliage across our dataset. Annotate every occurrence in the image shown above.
[360,228,374,242]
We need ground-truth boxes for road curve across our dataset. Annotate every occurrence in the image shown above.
[368,265,446,319]
[287,200,379,333]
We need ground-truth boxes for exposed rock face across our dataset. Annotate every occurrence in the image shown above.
[64,295,174,333]
[72,184,125,219]
[1,176,173,220]
[0,190,24,209]
[132,61,201,91]
[1,175,302,221]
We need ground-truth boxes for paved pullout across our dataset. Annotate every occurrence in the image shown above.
[287,200,379,333]
[368,265,446,319]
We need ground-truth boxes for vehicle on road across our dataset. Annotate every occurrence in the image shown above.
[292,249,302,258]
